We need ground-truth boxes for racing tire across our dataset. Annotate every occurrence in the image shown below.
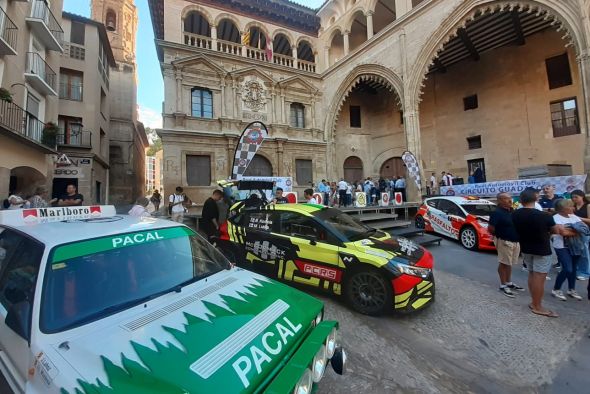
[344,269,392,316]
[459,226,479,251]
[415,215,425,230]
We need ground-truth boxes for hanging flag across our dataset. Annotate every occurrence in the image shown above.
[241,30,250,46]
[265,34,273,62]
[231,122,269,180]
[401,151,422,192]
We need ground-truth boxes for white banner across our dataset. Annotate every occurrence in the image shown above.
[380,192,390,207]
[440,175,587,197]
[240,176,292,201]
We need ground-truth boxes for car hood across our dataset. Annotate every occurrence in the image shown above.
[349,230,424,264]
[52,268,322,394]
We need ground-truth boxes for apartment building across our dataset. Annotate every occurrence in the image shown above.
[56,12,116,204]
[148,0,590,201]
[0,0,64,199]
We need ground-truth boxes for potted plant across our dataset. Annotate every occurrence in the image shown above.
[0,88,13,103]
[41,122,59,147]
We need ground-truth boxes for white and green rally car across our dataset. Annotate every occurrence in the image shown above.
[0,206,344,393]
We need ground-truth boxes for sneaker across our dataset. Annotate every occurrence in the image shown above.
[508,283,525,292]
[500,287,515,298]
[546,275,551,281]
[576,276,589,281]
[567,289,583,300]
[551,289,567,301]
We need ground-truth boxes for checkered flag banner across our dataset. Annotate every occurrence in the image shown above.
[231,122,269,180]
[402,151,422,192]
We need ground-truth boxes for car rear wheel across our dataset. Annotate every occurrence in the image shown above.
[345,269,392,316]
[415,215,425,229]
[460,226,478,251]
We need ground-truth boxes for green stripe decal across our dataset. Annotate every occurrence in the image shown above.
[52,226,195,263]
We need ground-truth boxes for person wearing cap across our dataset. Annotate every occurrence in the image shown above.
[128,197,151,218]
[29,187,57,208]
[539,184,561,210]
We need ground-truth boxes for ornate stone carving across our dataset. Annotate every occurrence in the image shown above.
[242,80,266,112]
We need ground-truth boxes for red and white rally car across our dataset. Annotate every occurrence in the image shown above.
[415,196,496,251]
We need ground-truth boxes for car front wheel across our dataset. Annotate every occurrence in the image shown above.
[460,226,478,251]
[345,269,392,316]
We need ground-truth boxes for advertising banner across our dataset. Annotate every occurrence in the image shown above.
[231,122,269,180]
[402,151,422,192]
[380,192,390,207]
[240,176,292,201]
[355,192,367,207]
[440,175,587,197]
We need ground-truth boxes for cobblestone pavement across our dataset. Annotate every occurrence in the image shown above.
[320,240,590,393]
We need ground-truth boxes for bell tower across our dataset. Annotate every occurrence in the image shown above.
[91,0,137,65]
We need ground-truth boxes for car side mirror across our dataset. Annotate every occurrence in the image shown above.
[5,301,31,341]
[300,234,317,245]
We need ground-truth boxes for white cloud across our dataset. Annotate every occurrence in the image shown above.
[137,106,163,130]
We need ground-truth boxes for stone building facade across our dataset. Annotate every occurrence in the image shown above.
[148,0,590,202]
[91,0,148,205]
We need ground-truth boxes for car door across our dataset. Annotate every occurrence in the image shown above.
[273,212,341,291]
[436,200,465,239]
[0,227,44,391]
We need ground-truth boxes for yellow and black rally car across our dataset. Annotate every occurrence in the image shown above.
[217,203,435,315]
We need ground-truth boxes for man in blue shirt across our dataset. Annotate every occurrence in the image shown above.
[489,192,524,297]
[394,176,407,202]
[318,180,329,206]
[539,184,561,210]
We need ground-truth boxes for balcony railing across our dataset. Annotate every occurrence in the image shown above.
[0,6,17,55]
[57,129,92,148]
[27,0,64,52]
[0,98,48,147]
[181,31,317,73]
[25,52,57,96]
[63,42,85,60]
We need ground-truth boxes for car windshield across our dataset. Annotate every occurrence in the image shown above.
[461,204,496,216]
[41,227,229,333]
[314,209,371,241]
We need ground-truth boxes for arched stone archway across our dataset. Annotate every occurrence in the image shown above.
[407,0,590,185]
[408,1,587,111]
[379,157,405,179]
[10,166,46,196]
[343,156,363,182]
[244,155,273,177]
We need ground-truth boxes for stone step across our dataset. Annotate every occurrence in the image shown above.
[370,220,412,230]
[356,213,399,222]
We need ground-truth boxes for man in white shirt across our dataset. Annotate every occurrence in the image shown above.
[169,186,186,223]
[304,188,317,204]
[441,171,453,187]
[337,178,347,207]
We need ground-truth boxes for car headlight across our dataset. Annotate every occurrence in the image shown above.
[314,311,323,326]
[312,345,327,382]
[391,261,431,279]
[293,369,313,394]
[326,327,337,358]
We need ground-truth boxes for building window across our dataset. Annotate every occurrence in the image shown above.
[100,88,107,116]
[290,103,305,128]
[295,159,312,186]
[546,53,572,90]
[58,115,83,145]
[350,105,361,128]
[551,98,580,137]
[400,111,404,125]
[70,21,85,45]
[463,95,478,110]
[106,9,117,32]
[59,69,83,101]
[467,135,482,150]
[186,155,211,186]
[191,88,213,118]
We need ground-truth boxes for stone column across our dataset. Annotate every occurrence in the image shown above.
[310,95,316,128]
[175,69,183,113]
[395,0,412,19]
[324,46,330,70]
[280,90,286,124]
[211,25,218,50]
[270,88,277,123]
[292,46,298,69]
[366,11,374,39]
[276,139,284,175]
[577,52,590,188]
[0,167,10,201]
[403,107,424,201]
[343,31,350,56]
[220,81,226,117]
